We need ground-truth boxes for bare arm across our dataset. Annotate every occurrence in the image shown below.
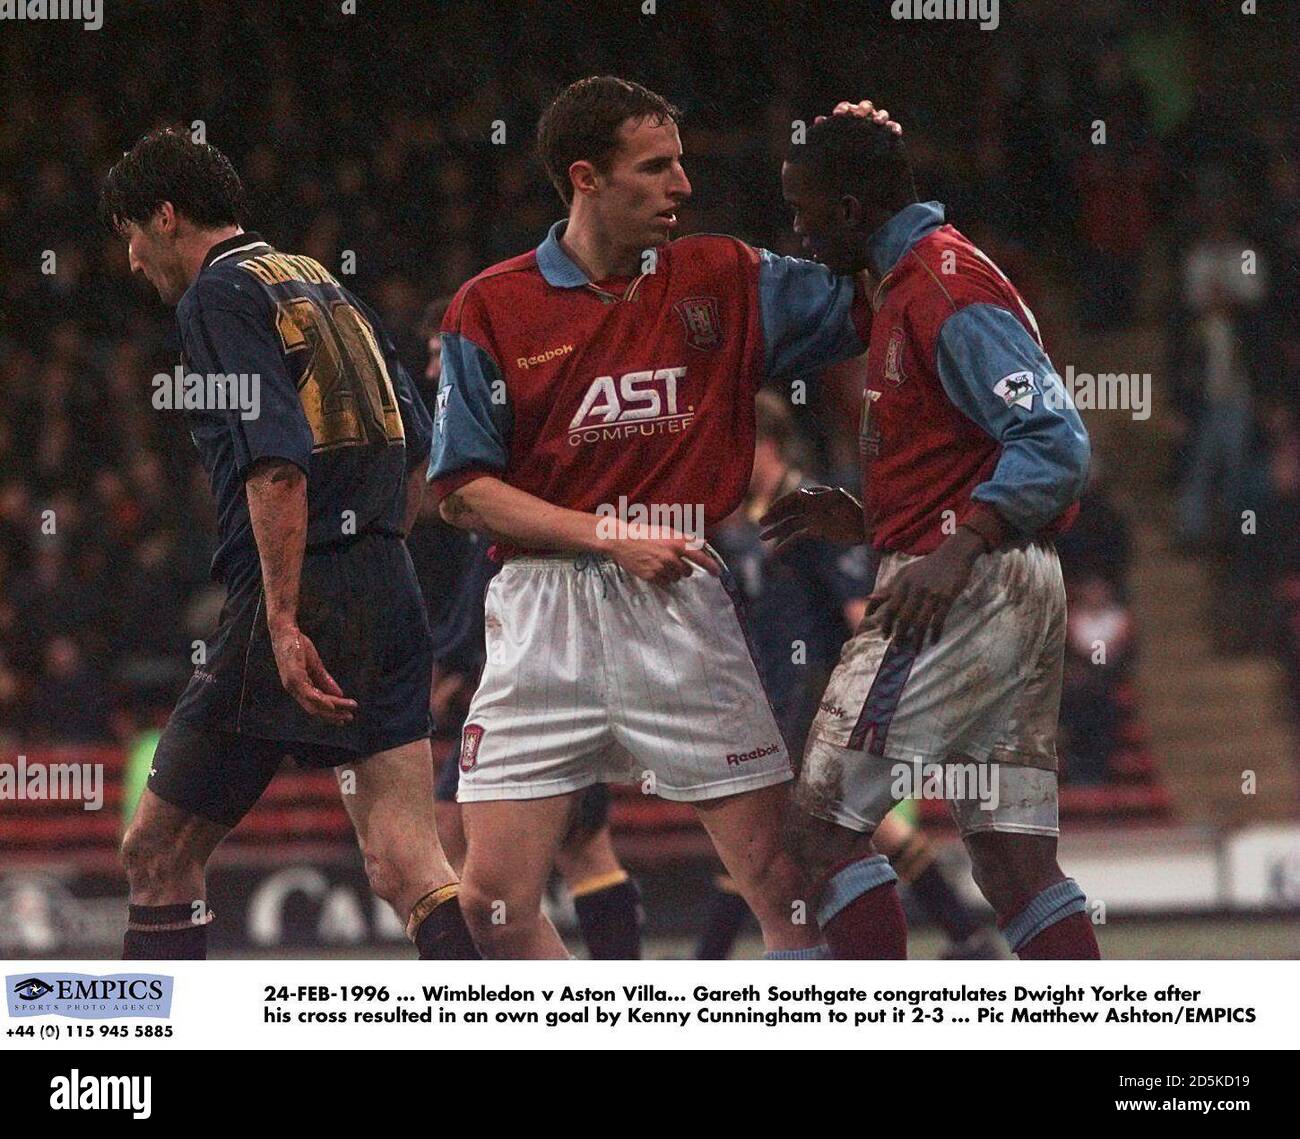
[438,475,718,583]
[246,459,308,625]
[245,458,357,724]
[439,475,607,552]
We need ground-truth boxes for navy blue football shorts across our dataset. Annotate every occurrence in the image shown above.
[150,532,433,827]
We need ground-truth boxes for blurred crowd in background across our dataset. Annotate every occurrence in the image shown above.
[0,4,1295,791]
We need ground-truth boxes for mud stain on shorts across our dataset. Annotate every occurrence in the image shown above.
[796,746,846,821]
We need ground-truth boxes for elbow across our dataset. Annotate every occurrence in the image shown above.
[1063,428,1092,506]
[438,488,481,530]
[438,495,464,527]
[433,472,497,531]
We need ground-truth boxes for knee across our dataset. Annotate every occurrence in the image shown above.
[457,877,541,950]
[359,839,429,907]
[968,856,1014,917]
[359,847,405,907]
[120,823,203,895]
[781,809,872,889]
[968,839,1063,920]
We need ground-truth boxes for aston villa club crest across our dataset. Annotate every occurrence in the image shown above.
[674,296,723,350]
[884,326,907,386]
[460,724,484,773]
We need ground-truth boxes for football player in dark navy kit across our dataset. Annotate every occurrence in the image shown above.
[100,128,476,959]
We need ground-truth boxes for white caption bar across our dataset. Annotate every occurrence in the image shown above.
[2,960,1292,1051]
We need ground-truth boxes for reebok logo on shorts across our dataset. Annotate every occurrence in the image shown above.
[460,724,484,773]
[726,743,780,767]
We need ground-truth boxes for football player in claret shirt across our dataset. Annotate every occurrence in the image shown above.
[761,110,1099,958]
[428,77,889,959]
[413,301,644,959]
[100,129,477,960]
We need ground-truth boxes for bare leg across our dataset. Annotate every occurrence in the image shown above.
[692,784,822,952]
[434,799,467,876]
[783,807,878,887]
[120,789,228,906]
[963,831,1064,920]
[459,795,576,958]
[336,737,459,920]
[554,826,623,887]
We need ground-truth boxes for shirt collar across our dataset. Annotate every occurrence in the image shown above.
[866,201,945,278]
[201,231,270,272]
[536,219,590,288]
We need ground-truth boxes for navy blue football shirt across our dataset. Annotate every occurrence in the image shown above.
[174,233,432,594]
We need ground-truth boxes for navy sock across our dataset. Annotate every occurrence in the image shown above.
[122,903,209,960]
[573,876,643,960]
[412,891,481,960]
[696,881,752,959]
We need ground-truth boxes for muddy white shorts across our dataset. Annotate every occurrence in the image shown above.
[456,553,792,803]
[795,539,1066,837]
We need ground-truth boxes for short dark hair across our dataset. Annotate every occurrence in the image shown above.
[786,114,917,216]
[99,127,245,232]
[537,76,680,205]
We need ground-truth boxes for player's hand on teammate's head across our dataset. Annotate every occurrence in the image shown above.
[813,100,903,136]
[269,622,358,726]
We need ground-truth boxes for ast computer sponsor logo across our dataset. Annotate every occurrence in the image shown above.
[6,972,173,1019]
[568,367,692,446]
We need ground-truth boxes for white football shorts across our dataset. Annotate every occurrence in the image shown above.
[796,539,1066,837]
[455,552,792,803]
